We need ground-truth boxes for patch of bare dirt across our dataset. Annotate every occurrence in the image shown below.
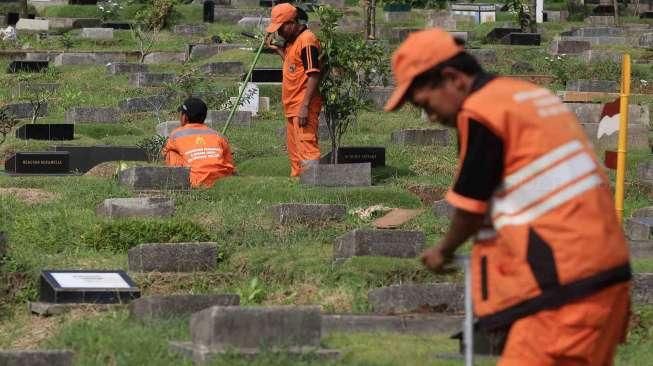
[0,188,59,205]
[407,185,446,205]
[84,162,119,179]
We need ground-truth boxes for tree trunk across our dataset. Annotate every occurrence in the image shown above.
[613,0,619,25]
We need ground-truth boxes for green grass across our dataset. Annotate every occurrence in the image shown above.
[0,5,652,365]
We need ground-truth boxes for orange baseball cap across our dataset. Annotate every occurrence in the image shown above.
[266,3,298,33]
[385,28,464,112]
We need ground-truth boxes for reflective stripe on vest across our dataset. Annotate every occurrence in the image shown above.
[170,128,218,140]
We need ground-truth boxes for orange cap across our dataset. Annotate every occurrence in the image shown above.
[385,28,464,112]
[266,3,298,33]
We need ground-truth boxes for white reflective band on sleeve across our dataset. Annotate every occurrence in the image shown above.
[533,95,562,107]
[492,152,596,217]
[475,228,498,241]
[500,140,583,192]
[513,88,550,103]
[494,173,602,229]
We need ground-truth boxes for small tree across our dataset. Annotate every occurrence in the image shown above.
[16,69,59,124]
[502,0,532,32]
[316,6,389,164]
[130,24,159,64]
[0,108,19,146]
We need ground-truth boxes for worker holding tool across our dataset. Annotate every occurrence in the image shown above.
[385,28,631,365]
[265,3,322,178]
[163,97,236,188]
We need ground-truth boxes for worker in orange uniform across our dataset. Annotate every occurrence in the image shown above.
[265,3,322,177]
[385,29,631,366]
[163,97,235,188]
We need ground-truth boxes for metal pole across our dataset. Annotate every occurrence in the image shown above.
[454,256,474,366]
[221,37,266,135]
[614,53,631,223]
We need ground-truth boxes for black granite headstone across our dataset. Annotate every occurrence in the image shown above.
[641,11,653,19]
[203,0,215,23]
[260,0,275,7]
[51,145,147,173]
[16,124,74,141]
[501,33,541,46]
[248,68,283,83]
[7,60,49,73]
[4,152,70,174]
[6,12,19,26]
[486,27,522,43]
[320,147,386,167]
[101,22,133,30]
[39,270,140,304]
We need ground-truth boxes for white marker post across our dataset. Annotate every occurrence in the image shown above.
[456,255,474,366]
[536,0,544,23]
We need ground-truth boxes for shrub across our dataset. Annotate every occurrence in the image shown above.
[82,220,211,252]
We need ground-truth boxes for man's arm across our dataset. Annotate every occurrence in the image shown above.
[298,73,319,127]
[162,137,184,166]
[421,209,485,272]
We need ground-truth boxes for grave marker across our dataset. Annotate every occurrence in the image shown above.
[301,162,372,187]
[65,107,121,124]
[51,145,147,173]
[39,270,140,303]
[16,18,49,32]
[334,229,425,260]
[320,147,386,167]
[4,152,70,175]
[129,72,176,87]
[128,242,219,272]
[106,62,148,75]
[392,129,449,146]
[450,3,495,23]
[549,39,591,55]
[5,102,48,119]
[7,60,49,73]
[80,27,113,40]
[174,24,207,36]
[200,61,244,76]
[118,166,191,190]
[119,95,170,113]
[500,33,541,45]
[566,80,618,93]
[16,124,74,141]
[101,21,132,30]
[626,218,653,241]
[96,197,175,219]
[143,52,186,64]
[0,350,74,366]
[368,283,464,314]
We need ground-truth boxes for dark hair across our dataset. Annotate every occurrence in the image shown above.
[410,38,484,90]
[179,97,208,123]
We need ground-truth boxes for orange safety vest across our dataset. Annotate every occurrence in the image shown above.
[163,123,235,188]
[445,76,631,330]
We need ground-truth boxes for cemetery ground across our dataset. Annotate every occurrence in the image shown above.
[0,2,652,365]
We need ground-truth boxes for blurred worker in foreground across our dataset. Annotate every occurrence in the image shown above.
[385,28,631,365]
[163,97,235,188]
[265,3,322,177]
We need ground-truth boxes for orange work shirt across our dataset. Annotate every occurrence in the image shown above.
[163,123,235,188]
[282,28,321,117]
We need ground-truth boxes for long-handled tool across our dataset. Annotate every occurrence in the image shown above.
[455,255,474,366]
[221,31,267,135]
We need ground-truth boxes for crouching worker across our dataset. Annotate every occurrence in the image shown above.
[163,97,236,188]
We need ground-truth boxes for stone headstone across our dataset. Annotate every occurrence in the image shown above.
[560,35,626,46]
[237,17,270,31]
[7,60,49,73]
[143,52,186,64]
[4,152,70,175]
[466,48,497,66]
[128,242,219,272]
[486,27,521,43]
[640,33,653,48]
[270,203,347,225]
[204,0,215,23]
[549,39,591,55]
[322,314,463,335]
[96,197,175,218]
[174,24,207,36]
[39,269,140,303]
[16,18,49,32]
[300,162,372,187]
[320,147,386,167]
[200,61,244,76]
[0,350,74,366]
[54,52,126,66]
[130,294,240,321]
[213,8,267,23]
[391,129,449,146]
[51,145,148,173]
[5,102,48,119]
[188,44,244,61]
[384,10,412,23]
[367,86,393,109]
[118,166,190,190]
[206,110,253,127]
[65,107,121,124]
[231,82,259,116]
[634,273,653,305]
[580,50,622,63]
[191,306,322,349]
[382,27,420,44]
[566,103,650,125]
[333,229,425,260]
[11,83,59,99]
[432,199,455,219]
[249,68,283,83]
[543,10,568,22]
[626,217,653,240]
[426,12,457,29]
[80,27,113,40]
[106,62,149,75]
[101,21,132,30]
[368,283,464,314]
[566,80,618,93]
[501,32,541,45]
[15,124,74,141]
[586,16,615,26]
[119,95,170,113]
[633,206,653,218]
[129,72,176,87]
[638,161,653,188]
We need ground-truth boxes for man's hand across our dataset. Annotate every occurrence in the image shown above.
[265,33,279,51]
[421,245,454,273]
[298,105,309,127]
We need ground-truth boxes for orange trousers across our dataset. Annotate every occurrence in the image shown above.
[499,283,631,366]
[286,106,321,177]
